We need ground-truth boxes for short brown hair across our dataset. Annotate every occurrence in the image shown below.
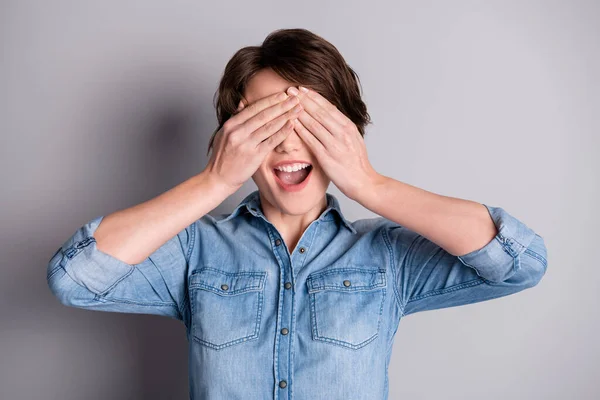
[207,28,371,156]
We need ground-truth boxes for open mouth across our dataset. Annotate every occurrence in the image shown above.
[272,164,313,191]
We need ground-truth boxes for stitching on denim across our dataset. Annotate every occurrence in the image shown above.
[309,267,384,278]
[307,269,386,292]
[47,263,64,280]
[180,289,190,326]
[523,248,547,267]
[272,225,283,394]
[190,266,266,278]
[254,290,264,339]
[309,292,316,339]
[189,277,264,350]
[321,213,356,234]
[267,220,290,389]
[189,267,266,293]
[189,282,263,295]
[192,332,260,350]
[309,287,385,350]
[185,221,196,263]
[55,255,101,294]
[289,269,297,399]
[267,225,286,275]
[376,287,386,341]
[176,222,196,320]
[313,331,379,350]
[98,264,136,296]
[47,246,66,279]
[301,219,320,271]
[407,277,485,302]
[381,227,405,316]
[94,295,178,307]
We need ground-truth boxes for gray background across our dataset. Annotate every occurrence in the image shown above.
[1,0,598,399]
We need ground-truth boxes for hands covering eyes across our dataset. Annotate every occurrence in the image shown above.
[203,85,380,200]
[288,86,379,201]
[204,91,303,192]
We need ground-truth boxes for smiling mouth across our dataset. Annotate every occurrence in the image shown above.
[273,165,312,184]
[272,165,313,189]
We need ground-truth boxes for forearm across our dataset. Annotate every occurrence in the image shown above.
[94,170,237,265]
[358,174,497,257]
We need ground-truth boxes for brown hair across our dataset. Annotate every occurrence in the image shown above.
[206,28,372,156]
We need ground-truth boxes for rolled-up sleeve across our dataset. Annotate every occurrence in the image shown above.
[47,215,196,320]
[386,204,548,317]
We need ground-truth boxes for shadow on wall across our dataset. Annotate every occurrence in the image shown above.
[36,63,243,399]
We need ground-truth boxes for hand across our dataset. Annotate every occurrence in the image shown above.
[288,86,382,201]
[204,90,303,192]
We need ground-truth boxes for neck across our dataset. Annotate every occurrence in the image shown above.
[258,192,328,251]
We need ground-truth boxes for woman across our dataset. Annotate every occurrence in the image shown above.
[47,28,548,400]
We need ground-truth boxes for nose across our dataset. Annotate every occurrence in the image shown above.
[274,124,305,153]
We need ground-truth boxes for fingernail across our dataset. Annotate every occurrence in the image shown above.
[293,104,302,113]
[299,86,309,93]
[287,86,299,96]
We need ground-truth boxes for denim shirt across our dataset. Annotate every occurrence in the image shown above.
[47,190,548,400]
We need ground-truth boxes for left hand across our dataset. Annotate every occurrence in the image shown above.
[287,86,382,201]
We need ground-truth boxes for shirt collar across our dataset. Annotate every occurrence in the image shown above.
[215,190,357,234]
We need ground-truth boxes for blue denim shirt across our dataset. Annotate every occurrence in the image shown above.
[47,190,548,399]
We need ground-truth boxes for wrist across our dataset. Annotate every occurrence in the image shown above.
[198,169,242,198]
[351,172,388,206]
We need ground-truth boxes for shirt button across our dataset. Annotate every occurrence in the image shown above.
[221,284,229,290]
[299,247,306,253]
[343,280,351,287]
[275,239,282,246]
[284,282,292,289]
[279,380,287,388]
[281,328,289,335]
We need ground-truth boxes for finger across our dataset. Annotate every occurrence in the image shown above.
[228,91,289,127]
[251,102,303,144]
[235,100,245,112]
[240,94,300,137]
[258,119,295,154]
[295,89,344,136]
[293,118,326,154]
[299,86,350,127]
[296,109,334,148]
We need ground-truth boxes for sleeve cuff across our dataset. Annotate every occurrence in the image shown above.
[60,215,135,295]
[457,204,537,283]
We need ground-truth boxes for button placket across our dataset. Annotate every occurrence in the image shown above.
[271,231,293,395]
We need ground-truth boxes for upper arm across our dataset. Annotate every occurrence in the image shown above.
[47,215,197,320]
[385,204,548,317]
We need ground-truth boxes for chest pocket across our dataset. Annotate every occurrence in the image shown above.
[307,268,386,350]
[189,267,267,350]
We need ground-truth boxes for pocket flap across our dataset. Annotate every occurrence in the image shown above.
[307,268,386,293]
[190,268,266,295]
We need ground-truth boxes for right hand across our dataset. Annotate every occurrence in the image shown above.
[203,90,303,192]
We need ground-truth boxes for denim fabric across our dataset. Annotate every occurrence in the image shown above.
[47,190,548,399]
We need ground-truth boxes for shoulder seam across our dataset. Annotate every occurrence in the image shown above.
[185,220,197,264]
[381,225,406,317]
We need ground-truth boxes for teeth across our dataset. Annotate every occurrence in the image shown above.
[275,163,311,172]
